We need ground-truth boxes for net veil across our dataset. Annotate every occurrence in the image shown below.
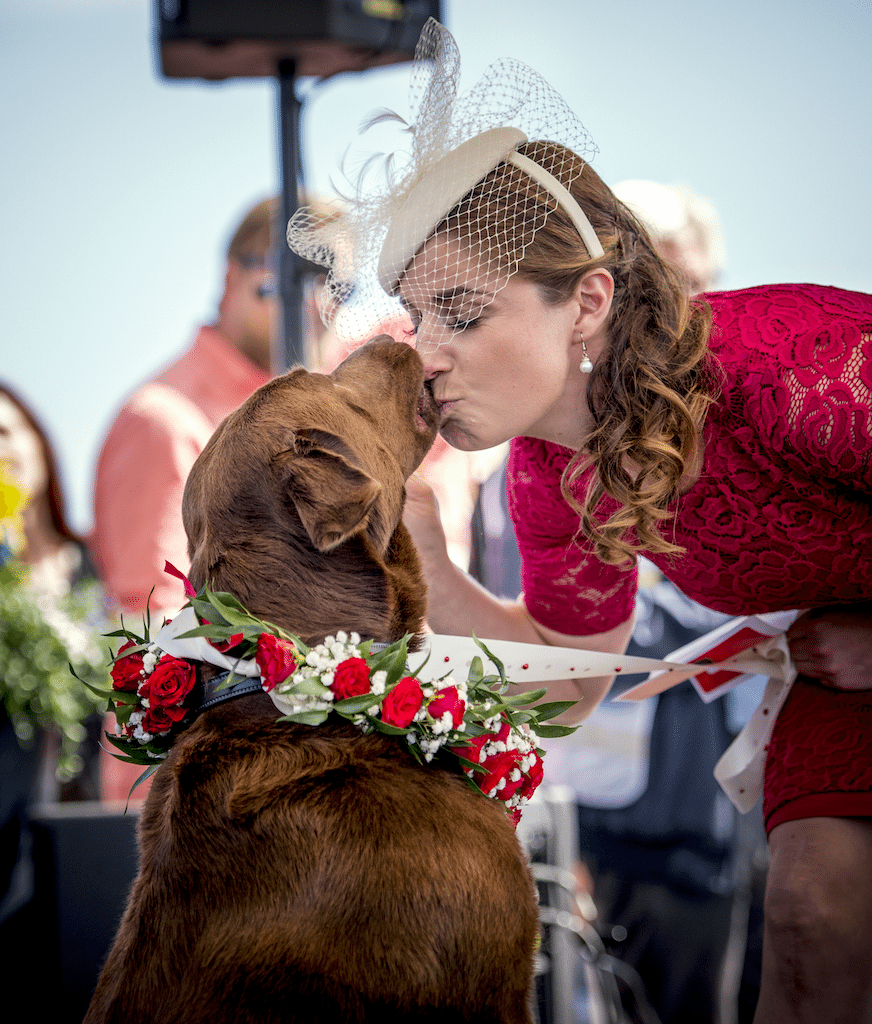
[287,18,603,350]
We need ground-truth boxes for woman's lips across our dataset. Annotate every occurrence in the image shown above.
[436,398,458,419]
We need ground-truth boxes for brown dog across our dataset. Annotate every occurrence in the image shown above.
[84,339,539,1024]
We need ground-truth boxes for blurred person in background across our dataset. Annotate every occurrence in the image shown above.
[1,382,105,981]
[92,197,277,622]
[1,382,98,600]
[91,197,277,800]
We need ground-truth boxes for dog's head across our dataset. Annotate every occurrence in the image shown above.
[181,338,438,641]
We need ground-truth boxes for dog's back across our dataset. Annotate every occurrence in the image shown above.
[84,342,539,1023]
[88,706,537,1023]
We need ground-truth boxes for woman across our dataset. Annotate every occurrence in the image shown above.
[0,382,103,797]
[0,383,95,597]
[288,20,872,1023]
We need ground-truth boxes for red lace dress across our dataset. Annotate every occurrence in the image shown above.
[507,283,872,831]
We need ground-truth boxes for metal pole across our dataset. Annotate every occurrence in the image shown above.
[276,59,305,372]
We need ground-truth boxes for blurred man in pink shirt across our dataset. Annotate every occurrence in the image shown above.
[92,198,277,620]
[92,198,278,802]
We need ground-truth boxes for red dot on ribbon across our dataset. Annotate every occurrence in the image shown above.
[444,656,450,662]
[522,663,529,670]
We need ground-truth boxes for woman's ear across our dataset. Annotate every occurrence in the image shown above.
[572,268,614,336]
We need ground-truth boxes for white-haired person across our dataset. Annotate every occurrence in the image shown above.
[288,20,872,1024]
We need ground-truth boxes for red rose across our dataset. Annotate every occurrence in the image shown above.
[381,676,423,728]
[142,701,188,736]
[493,715,512,744]
[111,641,145,692]
[480,748,526,801]
[427,685,466,728]
[452,733,489,767]
[201,618,244,652]
[519,750,545,801]
[139,656,197,708]
[210,633,244,652]
[332,657,371,700]
[255,633,302,691]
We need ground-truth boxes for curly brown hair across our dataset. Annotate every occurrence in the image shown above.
[464,141,718,566]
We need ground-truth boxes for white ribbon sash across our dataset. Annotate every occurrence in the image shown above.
[153,611,795,812]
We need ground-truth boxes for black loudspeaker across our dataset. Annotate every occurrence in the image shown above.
[157,0,443,80]
[17,803,141,1023]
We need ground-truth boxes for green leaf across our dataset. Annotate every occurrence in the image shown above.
[206,589,253,615]
[286,678,331,697]
[334,692,382,714]
[81,680,121,703]
[371,636,410,688]
[467,656,484,685]
[529,722,579,738]
[370,719,412,736]
[109,641,150,660]
[110,689,143,707]
[497,688,548,707]
[473,634,506,681]
[103,731,140,754]
[214,670,252,691]
[453,754,485,774]
[406,649,431,678]
[176,624,242,641]
[278,710,330,726]
[504,709,535,725]
[529,700,578,722]
[127,764,161,806]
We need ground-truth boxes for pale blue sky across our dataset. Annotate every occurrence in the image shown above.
[2,0,870,532]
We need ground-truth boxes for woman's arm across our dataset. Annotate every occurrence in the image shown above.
[403,473,635,721]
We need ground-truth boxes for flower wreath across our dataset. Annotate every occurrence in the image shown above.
[87,583,577,824]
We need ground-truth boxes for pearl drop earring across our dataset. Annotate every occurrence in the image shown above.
[579,333,593,374]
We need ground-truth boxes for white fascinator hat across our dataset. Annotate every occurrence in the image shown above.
[287,18,604,347]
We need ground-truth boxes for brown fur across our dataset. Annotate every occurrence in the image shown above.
[84,339,538,1024]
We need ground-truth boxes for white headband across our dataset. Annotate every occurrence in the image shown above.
[378,127,604,295]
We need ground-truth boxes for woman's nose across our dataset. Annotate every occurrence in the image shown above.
[419,345,452,381]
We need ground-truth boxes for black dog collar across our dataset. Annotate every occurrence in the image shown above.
[193,671,264,714]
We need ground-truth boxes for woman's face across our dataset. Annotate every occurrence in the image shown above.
[0,394,48,499]
[397,234,588,452]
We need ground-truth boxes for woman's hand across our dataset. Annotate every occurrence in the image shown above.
[786,603,872,689]
[403,473,451,571]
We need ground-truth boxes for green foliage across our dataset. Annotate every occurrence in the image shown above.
[0,564,107,782]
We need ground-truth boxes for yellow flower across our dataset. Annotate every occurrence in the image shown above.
[0,461,27,557]
[0,460,27,519]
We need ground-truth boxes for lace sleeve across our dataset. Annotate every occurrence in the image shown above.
[708,284,872,492]
[507,437,637,635]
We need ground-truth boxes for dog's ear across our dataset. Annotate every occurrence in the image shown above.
[276,432,381,552]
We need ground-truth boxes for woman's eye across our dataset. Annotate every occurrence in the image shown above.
[447,317,479,332]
